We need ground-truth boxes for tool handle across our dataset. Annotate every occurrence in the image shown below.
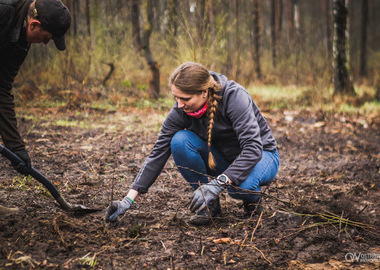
[0,144,61,199]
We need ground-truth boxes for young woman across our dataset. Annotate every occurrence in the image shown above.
[105,62,280,226]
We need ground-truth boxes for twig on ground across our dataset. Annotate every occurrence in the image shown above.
[276,209,380,242]
[178,165,290,206]
[53,216,66,246]
[110,177,114,205]
[251,212,263,242]
[79,151,98,175]
[198,181,218,228]
[251,245,272,264]
[160,240,168,252]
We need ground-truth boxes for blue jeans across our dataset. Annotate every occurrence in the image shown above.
[171,130,280,203]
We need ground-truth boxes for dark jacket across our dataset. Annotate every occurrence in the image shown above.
[0,0,32,151]
[131,72,278,193]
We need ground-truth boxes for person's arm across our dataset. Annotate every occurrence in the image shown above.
[125,189,139,201]
[105,106,188,222]
[130,106,188,193]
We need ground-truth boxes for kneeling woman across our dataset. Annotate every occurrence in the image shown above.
[106,62,280,225]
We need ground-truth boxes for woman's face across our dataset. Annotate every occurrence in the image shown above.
[171,85,208,113]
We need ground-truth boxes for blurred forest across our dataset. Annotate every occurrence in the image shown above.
[16,0,380,102]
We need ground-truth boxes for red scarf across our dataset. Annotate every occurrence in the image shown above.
[186,102,209,118]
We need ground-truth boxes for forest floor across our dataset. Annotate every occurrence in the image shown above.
[0,105,379,269]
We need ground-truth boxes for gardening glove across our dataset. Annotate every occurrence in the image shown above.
[190,179,225,213]
[12,149,31,176]
[105,196,134,223]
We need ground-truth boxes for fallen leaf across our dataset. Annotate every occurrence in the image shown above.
[276,182,285,189]
[313,122,325,128]
[213,237,232,244]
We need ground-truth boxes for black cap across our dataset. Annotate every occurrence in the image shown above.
[34,0,71,51]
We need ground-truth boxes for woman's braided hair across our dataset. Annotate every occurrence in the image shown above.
[169,62,221,170]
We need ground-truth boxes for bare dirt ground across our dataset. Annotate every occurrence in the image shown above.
[0,105,379,269]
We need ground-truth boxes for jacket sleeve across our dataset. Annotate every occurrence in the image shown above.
[222,85,264,185]
[131,107,188,193]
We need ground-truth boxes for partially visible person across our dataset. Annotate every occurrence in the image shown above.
[0,0,71,214]
[106,62,280,225]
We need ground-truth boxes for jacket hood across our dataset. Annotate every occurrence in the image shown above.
[210,71,228,89]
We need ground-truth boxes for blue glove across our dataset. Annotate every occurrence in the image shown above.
[190,179,225,213]
[105,196,134,223]
[12,149,31,176]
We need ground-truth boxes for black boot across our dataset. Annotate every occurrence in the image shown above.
[243,200,262,219]
[189,197,221,226]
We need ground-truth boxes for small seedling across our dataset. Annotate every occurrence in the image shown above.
[79,253,97,267]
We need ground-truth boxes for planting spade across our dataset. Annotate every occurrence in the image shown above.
[0,144,101,216]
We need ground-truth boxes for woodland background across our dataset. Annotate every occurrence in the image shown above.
[14,0,380,107]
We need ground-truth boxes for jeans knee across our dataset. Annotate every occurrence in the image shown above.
[171,130,192,154]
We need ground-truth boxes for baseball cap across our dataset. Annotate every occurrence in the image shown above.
[34,0,71,51]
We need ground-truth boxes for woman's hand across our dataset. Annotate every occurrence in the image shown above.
[105,196,134,222]
[190,179,225,213]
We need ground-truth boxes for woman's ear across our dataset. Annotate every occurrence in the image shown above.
[203,90,208,98]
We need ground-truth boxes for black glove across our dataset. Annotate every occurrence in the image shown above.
[12,149,31,176]
[105,196,134,223]
[190,179,225,213]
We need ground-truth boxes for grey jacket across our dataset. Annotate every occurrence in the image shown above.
[131,72,277,193]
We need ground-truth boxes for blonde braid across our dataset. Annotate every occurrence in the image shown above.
[207,81,221,170]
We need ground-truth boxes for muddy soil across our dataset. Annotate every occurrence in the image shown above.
[0,106,379,269]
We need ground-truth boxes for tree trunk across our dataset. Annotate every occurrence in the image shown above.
[84,0,91,36]
[276,0,283,36]
[167,0,178,37]
[286,0,294,43]
[208,0,216,64]
[224,0,234,76]
[271,0,277,68]
[151,0,160,32]
[144,0,160,98]
[235,0,241,80]
[130,0,160,99]
[333,0,355,95]
[196,0,206,48]
[131,0,142,53]
[324,0,332,60]
[359,0,368,78]
[253,0,262,79]
[70,0,77,36]
[293,0,300,34]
